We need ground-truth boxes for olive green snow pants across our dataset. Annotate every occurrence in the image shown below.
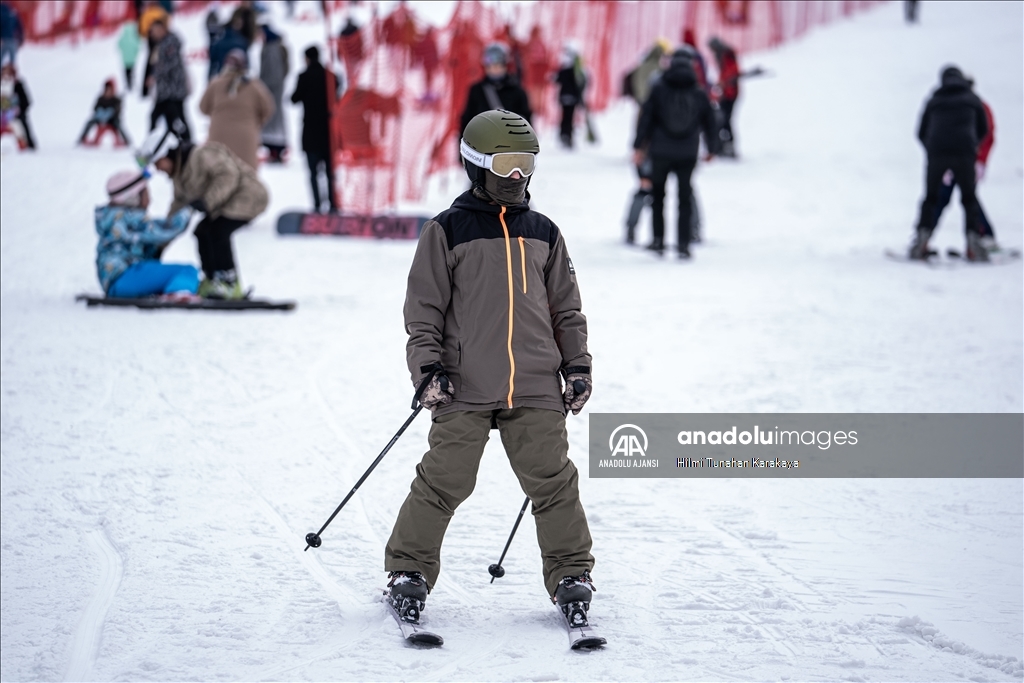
[384,407,594,597]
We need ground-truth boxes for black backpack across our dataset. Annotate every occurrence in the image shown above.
[658,88,699,139]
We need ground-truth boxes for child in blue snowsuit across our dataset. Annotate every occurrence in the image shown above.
[96,169,199,298]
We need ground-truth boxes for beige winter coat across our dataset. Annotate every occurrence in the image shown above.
[169,142,269,222]
[199,71,275,169]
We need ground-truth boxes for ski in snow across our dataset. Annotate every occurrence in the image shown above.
[555,604,606,650]
[381,592,443,646]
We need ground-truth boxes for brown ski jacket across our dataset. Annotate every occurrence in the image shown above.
[405,190,591,416]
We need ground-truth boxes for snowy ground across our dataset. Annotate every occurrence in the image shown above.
[2,1,1022,681]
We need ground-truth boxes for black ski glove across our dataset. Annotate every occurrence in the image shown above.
[413,362,454,410]
[562,366,591,415]
[189,198,208,213]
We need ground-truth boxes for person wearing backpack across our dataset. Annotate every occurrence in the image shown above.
[633,48,718,257]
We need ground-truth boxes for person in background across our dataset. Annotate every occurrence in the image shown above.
[633,48,718,257]
[140,123,269,299]
[208,7,250,80]
[911,66,990,261]
[458,42,532,138]
[291,45,337,213]
[0,60,35,149]
[79,79,131,146]
[708,36,740,158]
[200,48,274,169]
[96,169,198,300]
[623,39,670,244]
[681,29,708,90]
[146,15,192,142]
[554,44,586,149]
[0,1,24,66]
[259,23,289,164]
[118,19,141,91]
[138,2,169,97]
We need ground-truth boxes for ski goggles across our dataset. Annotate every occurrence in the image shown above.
[460,139,537,178]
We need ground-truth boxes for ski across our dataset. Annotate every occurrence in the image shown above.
[75,294,296,311]
[381,592,443,646]
[555,603,606,650]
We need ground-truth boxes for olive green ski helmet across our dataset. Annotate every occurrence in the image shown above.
[460,110,539,186]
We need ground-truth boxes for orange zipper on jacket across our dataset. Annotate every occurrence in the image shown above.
[499,206,516,408]
[518,236,527,294]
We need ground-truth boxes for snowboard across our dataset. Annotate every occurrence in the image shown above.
[75,294,296,311]
[276,212,429,240]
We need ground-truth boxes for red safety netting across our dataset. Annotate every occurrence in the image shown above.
[8,1,213,45]
[323,0,885,215]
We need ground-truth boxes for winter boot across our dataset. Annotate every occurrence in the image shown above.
[965,231,990,262]
[645,238,665,256]
[908,228,933,260]
[554,570,595,628]
[199,270,245,300]
[678,245,692,259]
[387,571,428,624]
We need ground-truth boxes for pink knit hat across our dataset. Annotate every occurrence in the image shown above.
[106,169,148,205]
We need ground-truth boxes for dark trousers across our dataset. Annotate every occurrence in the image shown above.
[935,168,994,238]
[17,112,36,149]
[651,156,697,250]
[306,150,337,212]
[917,155,980,235]
[560,103,576,145]
[150,99,192,142]
[194,215,247,279]
[719,98,736,142]
[125,64,134,91]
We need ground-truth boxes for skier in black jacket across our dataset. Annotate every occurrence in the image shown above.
[458,43,532,139]
[633,49,718,257]
[911,65,989,261]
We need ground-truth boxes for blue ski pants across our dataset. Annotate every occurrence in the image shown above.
[108,261,199,298]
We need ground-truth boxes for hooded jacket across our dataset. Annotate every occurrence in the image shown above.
[168,142,269,221]
[634,59,718,161]
[95,205,192,292]
[404,190,591,416]
[917,70,988,158]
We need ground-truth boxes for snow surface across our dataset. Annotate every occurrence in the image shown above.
[2,1,1022,681]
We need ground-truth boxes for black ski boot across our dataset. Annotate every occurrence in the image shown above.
[554,570,595,628]
[387,571,428,624]
[645,238,665,256]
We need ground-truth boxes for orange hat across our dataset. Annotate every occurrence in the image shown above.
[139,6,169,38]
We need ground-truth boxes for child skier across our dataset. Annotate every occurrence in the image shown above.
[95,169,199,299]
[79,79,131,146]
[384,110,598,635]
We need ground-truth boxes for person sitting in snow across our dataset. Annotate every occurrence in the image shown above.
[138,120,269,300]
[0,59,35,149]
[96,169,199,299]
[78,79,131,146]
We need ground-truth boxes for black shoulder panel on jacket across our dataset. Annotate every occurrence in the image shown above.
[431,205,559,251]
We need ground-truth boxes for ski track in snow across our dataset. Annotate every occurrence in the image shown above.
[64,527,124,683]
[1,1,1022,681]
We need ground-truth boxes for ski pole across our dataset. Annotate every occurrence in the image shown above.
[304,366,444,551]
[487,378,586,581]
[489,495,531,582]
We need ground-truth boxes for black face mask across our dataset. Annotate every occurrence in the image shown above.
[482,170,529,206]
